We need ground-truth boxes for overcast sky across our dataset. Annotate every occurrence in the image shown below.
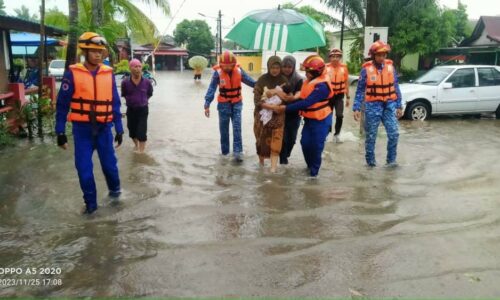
[4,0,500,36]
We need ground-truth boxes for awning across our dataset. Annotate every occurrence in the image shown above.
[133,50,188,56]
[10,32,61,46]
[153,50,188,56]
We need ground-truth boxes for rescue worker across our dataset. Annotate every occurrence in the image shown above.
[204,50,256,162]
[55,32,124,215]
[326,48,350,142]
[263,55,333,177]
[352,41,403,167]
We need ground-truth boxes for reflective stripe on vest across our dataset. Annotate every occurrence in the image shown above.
[299,73,333,120]
[68,63,114,123]
[364,59,397,102]
[214,65,242,103]
[327,63,348,95]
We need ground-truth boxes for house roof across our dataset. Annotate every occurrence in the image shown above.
[133,42,188,56]
[461,16,500,46]
[0,15,66,36]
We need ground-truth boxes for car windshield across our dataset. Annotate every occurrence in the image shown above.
[414,68,454,85]
[50,60,65,68]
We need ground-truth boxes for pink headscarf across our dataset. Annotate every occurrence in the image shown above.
[129,59,142,68]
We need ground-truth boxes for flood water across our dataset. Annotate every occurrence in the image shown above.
[1,70,500,297]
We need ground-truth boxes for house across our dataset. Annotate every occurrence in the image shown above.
[132,41,188,71]
[439,16,500,65]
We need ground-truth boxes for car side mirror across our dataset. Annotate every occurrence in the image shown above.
[442,82,453,89]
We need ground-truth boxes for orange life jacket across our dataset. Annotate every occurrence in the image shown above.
[326,62,348,95]
[68,63,114,123]
[299,72,333,120]
[363,59,398,102]
[213,65,242,103]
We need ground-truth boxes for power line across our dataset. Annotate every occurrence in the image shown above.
[147,0,188,60]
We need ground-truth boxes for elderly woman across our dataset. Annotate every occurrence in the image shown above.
[253,56,288,172]
[121,59,153,153]
[263,55,333,177]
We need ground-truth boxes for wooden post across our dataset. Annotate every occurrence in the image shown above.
[38,0,46,137]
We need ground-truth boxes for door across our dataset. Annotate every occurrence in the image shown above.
[476,67,500,112]
[437,68,478,113]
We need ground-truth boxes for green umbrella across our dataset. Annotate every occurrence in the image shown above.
[225,7,326,53]
[188,55,208,70]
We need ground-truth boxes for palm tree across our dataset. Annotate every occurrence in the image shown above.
[81,0,170,44]
[320,0,365,27]
[66,0,79,69]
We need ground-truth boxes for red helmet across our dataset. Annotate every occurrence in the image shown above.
[219,50,237,66]
[329,48,343,57]
[302,55,325,73]
[368,40,391,57]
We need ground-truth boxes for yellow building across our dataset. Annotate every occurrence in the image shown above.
[236,55,261,74]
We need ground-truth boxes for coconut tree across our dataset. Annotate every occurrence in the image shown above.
[65,0,79,69]
[64,0,170,68]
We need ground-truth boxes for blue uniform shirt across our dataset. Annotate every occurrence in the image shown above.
[353,62,402,111]
[285,82,331,112]
[204,67,256,108]
[55,66,124,134]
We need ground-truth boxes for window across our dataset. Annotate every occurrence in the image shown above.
[446,68,475,88]
[248,62,254,72]
[478,68,500,86]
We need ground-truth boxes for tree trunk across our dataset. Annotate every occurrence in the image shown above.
[92,0,103,28]
[365,0,380,26]
[65,0,78,69]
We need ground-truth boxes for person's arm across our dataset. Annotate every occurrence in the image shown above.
[393,68,403,118]
[241,69,256,88]
[344,67,350,106]
[204,71,219,108]
[285,82,330,112]
[147,80,154,99]
[120,79,127,99]
[393,68,402,109]
[352,68,367,112]
[111,76,124,134]
[55,70,74,135]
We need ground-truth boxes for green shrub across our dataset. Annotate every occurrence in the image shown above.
[114,59,129,74]
[399,67,419,83]
[0,117,14,148]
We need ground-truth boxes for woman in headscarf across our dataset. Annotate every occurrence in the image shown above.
[273,55,304,165]
[253,56,288,172]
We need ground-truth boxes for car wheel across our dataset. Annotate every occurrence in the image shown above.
[406,101,430,121]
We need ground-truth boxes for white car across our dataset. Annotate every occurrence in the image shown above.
[48,59,65,80]
[400,65,500,120]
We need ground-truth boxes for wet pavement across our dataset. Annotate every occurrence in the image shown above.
[1,70,500,297]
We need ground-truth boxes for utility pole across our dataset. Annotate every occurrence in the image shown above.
[218,10,222,56]
[340,0,346,51]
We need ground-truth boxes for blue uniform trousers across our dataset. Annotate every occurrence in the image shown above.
[364,101,399,166]
[72,122,120,210]
[300,114,332,176]
[217,101,243,156]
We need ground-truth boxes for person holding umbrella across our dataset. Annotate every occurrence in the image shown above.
[352,41,403,167]
[203,50,256,162]
[326,48,350,143]
[262,55,333,177]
